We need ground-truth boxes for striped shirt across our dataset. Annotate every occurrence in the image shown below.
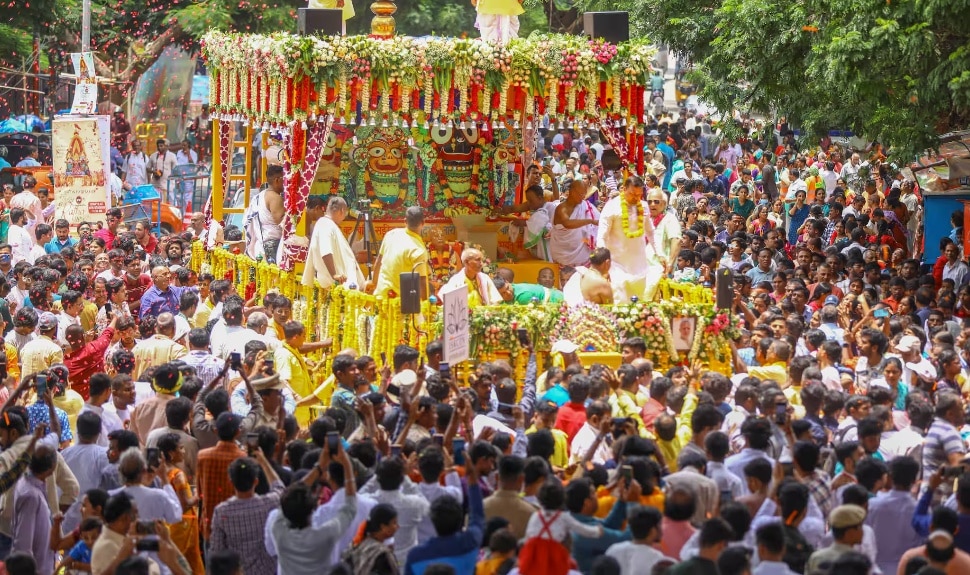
[923,417,965,499]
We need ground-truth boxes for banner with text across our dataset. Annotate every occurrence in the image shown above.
[441,283,470,365]
[52,116,111,229]
[70,52,98,114]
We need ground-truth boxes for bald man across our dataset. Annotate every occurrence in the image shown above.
[302,196,365,289]
[140,266,196,320]
[131,312,187,380]
[550,179,599,267]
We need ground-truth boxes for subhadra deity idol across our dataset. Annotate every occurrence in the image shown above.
[596,175,664,302]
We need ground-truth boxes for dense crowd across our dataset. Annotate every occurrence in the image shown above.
[0,103,963,575]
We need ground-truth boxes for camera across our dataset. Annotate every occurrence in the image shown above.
[357,198,372,214]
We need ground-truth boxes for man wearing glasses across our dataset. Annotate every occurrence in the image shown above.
[646,188,681,276]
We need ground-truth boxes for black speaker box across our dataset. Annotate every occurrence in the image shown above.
[715,268,734,310]
[400,272,423,315]
[583,12,630,45]
[298,8,345,36]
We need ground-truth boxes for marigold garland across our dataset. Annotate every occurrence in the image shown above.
[620,197,646,239]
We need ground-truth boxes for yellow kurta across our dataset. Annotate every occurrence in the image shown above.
[131,335,188,381]
[275,342,314,426]
[19,336,63,380]
[374,228,428,299]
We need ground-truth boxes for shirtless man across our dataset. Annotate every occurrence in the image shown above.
[580,247,613,304]
[260,165,286,263]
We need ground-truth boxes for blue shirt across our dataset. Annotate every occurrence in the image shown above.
[139,285,194,320]
[25,401,73,443]
[15,157,40,168]
[867,489,923,575]
[45,237,78,254]
[571,499,630,574]
[404,482,484,575]
[912,487,970,554]
[68,540,92,563]
[540,384,569,407]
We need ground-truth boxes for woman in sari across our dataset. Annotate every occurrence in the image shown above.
[157,432,204,575]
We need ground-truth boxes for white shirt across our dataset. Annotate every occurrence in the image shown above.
[416,473,463,544]
[753,560,799,575]
[10,191,42,235]
[606,541,672,575]
[943,260,970,287]
[56,312,80,344]
[707,461,744,502]
[175,149,198,165]
[123,152,149,186]
[370,489,431,565]
[7,225,32,265]
[311,488,377,564]
[524,508,601,542]
[211,325,264,360]
[821,365,842,391]
[109,484,182,523]
[79,403,123,447]
[61,443,110,532]
[570,422,611,465]
[302,216,366,289]
[27,244,45,265]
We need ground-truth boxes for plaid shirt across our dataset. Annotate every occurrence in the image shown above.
[801,468,834,519]
[197,441,245,539]
[209,481,284,575]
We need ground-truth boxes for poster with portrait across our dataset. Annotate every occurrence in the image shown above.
[672,316,696,351]
[51,116,111,230]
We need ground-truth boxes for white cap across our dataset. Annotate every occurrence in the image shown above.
[551,340,579,355]
[894,335,921,353]
[905,360,937,381]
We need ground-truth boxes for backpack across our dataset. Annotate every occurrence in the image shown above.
[518,511,572,575]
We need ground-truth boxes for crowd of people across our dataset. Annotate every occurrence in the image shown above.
[0,101,963,575]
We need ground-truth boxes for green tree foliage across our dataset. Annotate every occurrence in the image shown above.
[582,0,970,158]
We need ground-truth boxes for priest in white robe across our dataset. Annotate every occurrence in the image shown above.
[302,196,366,289]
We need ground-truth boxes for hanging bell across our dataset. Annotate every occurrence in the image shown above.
[369,116,377,126]
[337,116,345,125]
[402,119,410,129]
[423,120,430,130]
[525,120,533,131]
[514,119,521,129]
[381,119,388,128]
[460,120,467,129]
[480,121,488,132]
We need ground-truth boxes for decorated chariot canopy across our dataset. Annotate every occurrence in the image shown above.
[201,31,656,172]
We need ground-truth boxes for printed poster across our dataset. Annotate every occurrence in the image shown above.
[52,116,111,229]
[441,283,470,365]
[70,52,98,114]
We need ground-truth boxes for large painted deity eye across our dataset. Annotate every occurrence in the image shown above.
[390,148,403,159]
[369,146,387,157]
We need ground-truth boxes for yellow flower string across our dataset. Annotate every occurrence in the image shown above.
[620,197,645,239]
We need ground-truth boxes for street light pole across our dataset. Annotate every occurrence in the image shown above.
[82,0,91,53]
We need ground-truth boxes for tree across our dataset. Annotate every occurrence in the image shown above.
[581,0,970,159]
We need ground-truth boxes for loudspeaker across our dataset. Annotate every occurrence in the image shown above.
[400,272,423,315]
[298,8,345,36]
[715,268,734,310]
[583,12,629,45]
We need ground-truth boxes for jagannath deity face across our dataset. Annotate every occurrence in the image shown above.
[352,126,410,205]
[431,124,480,198]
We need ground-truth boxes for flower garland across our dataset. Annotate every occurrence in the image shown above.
[620,197,646,238]
[201,31,655,129]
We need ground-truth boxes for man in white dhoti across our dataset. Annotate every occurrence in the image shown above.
[647,187,682,276]
[596,176,663,302]
[439,248,502,307]
[551,179,599,267]
[302,197,366,289]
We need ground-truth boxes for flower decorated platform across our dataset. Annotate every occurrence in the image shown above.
[195,243,736,379]
[199,30,656,271]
